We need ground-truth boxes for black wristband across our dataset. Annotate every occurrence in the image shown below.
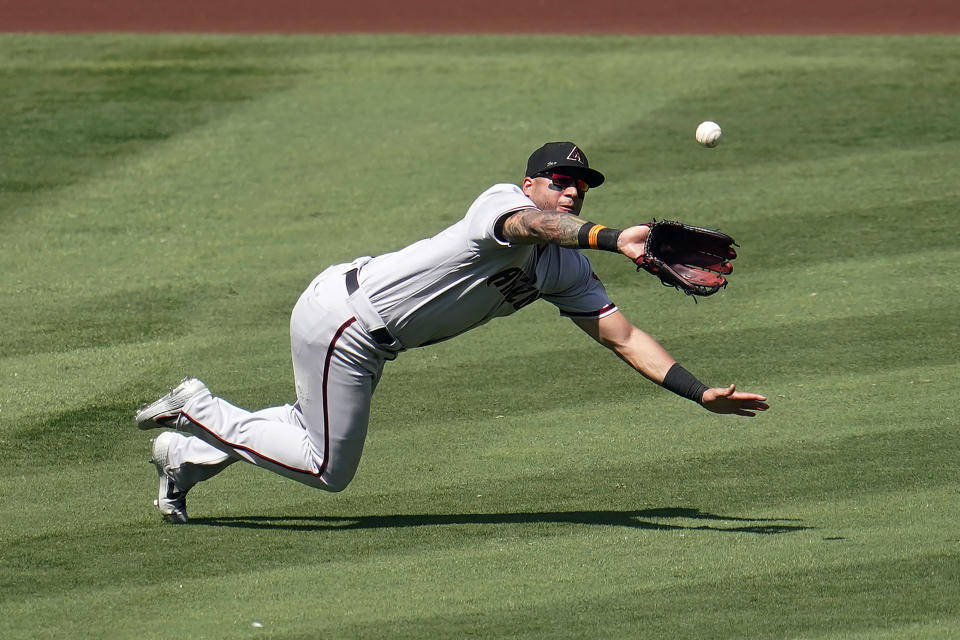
[577,223,622,252]
[661,363,709,404]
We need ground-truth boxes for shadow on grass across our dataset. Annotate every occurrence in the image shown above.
[191,507,808,534]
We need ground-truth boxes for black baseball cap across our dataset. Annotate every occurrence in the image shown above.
[525,141,605,188]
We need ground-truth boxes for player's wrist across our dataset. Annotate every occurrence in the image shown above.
[577,223,622,252]
[661,363,708,404]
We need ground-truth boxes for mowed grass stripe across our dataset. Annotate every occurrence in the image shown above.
[4,526,954,639]
[0,36,304,213]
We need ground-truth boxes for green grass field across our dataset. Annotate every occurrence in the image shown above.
[1,34,958,639]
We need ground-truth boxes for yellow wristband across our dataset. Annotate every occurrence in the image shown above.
[587,224,606,249]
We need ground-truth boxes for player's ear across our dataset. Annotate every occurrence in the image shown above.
[521,176,535,195]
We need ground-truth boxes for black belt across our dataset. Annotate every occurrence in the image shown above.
[345,268,394,346]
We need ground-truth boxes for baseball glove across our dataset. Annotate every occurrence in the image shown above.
[635,220,737,297]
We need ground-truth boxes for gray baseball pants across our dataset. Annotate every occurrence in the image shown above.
[164,260,401,493]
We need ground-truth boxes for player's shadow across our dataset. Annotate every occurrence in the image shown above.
[192,507,808,534]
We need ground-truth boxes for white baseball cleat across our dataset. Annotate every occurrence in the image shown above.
[150,431,190,524]
[135,377,207,430]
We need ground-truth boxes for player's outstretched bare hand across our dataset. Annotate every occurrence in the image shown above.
[616,224,651,263]
[701,384,769,416]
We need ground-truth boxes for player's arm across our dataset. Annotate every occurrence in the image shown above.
[572,310,675,384]
[499,209,650,261]
[571,311,769,416]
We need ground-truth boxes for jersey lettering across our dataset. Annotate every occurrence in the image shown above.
[487,267,541,310]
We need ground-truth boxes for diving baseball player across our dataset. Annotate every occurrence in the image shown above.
[136,142,769,523]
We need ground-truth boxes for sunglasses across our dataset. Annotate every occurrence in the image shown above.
[537,172,589,195]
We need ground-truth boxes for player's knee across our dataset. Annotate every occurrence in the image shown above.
[309,443,363,492]
[316,464,358,493]
[294,473,352,493]
[322,480,350,493]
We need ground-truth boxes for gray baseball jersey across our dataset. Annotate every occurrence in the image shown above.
[164,183,620,494]
[357,183,618,348]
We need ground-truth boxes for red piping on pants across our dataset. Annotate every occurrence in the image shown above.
[179,316,358,481]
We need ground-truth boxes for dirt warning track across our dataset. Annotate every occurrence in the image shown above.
[2,0,959,34]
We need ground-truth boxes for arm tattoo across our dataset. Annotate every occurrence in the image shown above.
[501,209,589,246]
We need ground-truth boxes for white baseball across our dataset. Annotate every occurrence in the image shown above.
[695,121,722,148]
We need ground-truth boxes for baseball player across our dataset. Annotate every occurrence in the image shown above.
[136,141,769,524]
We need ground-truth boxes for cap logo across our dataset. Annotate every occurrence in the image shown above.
[566,146,586,165]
